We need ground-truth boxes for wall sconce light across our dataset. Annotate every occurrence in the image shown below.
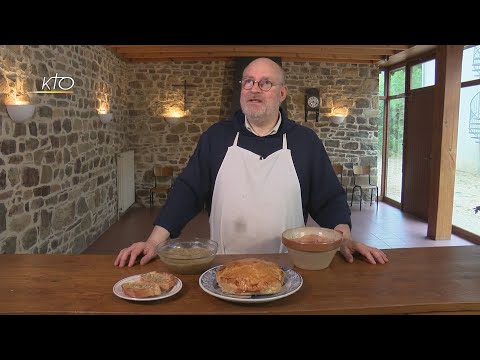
[330,106,348,124]
[99,113,113,124]
[164,116,182,125]
[163,107,189,126]
[162,80,196,125]
[5,102,35,124]
[97,103,113,124]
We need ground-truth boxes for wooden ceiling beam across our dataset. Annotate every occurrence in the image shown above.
[378,45,437,67]
[282,57,375,64]
[129,57,375,64]
[130,57,231,63]
[121,52,384,61]
[108,45,411,52]
[111,46,401,55]
[105,45,416,65]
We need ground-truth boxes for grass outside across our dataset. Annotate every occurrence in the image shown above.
[378,156,480,236]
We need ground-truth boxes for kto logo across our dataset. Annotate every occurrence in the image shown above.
[31,73,75,94]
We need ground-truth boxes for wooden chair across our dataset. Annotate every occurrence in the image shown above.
[332,164,347,194]
[149,165,174,207]
[350,165,378,211]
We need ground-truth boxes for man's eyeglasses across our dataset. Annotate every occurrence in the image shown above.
[239,78,283,91]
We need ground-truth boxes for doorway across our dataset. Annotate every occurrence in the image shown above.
[403,87,434,220]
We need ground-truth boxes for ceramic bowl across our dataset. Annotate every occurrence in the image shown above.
[282,226,343,270]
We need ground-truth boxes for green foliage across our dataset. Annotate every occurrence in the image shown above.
[379,68,406,157]
[410,65,423,89]
[389,67,405,96]
[378,101,384,147]
[388,98,404,156]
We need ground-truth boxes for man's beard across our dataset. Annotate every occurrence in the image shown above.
[241,100,270,123]
[242,108,267,122]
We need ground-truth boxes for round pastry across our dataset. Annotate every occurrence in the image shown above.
[216,258,284,295]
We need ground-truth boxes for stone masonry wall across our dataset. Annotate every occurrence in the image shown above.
[0,45,129,254]
[283,61,380,191]
[0,48,379,254]
[131,60,379,207]
[128,61,236,207]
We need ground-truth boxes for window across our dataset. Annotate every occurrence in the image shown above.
[386,98,405,203]
[461,45,480,83]
[378,70,386,196]
[389,67,405,96]
[385,67,406,203]
[410,59,435,90]
[453,45,480,237]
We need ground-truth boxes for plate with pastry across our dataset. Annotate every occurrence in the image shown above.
[113,271,182,301]
[199,258,303,303]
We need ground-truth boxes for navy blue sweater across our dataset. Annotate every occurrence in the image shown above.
[154,108,351,238]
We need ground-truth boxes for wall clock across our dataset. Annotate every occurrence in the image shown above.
[305,88,320,122]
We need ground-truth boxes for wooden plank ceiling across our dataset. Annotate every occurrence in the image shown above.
[106,45,428,65]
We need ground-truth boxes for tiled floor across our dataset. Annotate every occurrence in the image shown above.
[84,201,475,254]
[338,201,474,249]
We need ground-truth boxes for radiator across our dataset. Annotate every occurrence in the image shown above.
[117,150,135,213]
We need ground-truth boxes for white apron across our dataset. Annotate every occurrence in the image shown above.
[210,132,305,254]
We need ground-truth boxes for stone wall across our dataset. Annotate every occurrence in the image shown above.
[128,61,236,207]
[0,45,129,254]
[131,60,379,207]
[283,61,380,189]
[0,47,379,254]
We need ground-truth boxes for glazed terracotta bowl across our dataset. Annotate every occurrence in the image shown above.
[282,226,343,270]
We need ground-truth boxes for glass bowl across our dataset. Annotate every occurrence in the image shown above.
[156,238,218,275]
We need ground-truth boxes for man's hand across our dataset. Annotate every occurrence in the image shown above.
[114,241,158,267]
[339,239,389,264]
[334,224,389,265]
[114,225,170,267]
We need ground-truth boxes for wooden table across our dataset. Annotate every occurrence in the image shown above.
[1,246,480,314]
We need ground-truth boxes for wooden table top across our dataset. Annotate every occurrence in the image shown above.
[1,246,479,314]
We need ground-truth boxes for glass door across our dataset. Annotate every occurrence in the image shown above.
[377,71,385,196]
[453,45,480,238]
[385,67,406,204]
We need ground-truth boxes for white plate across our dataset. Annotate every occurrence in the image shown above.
[199,265,303,304]
[113,274,182,302]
